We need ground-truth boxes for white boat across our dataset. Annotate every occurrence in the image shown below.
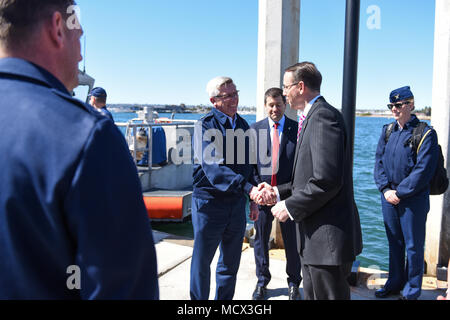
[115,107,196,222]
[75,71,195,222]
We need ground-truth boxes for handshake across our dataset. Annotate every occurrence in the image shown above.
[249,182,278,206]
[249,183,290,223]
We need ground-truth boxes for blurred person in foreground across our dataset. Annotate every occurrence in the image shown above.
[0,0,158,299]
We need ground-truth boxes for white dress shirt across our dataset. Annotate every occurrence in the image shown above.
[268,115,286,143]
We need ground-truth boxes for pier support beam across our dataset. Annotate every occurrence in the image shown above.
[425,0,450,276]
[256,0,300,121]
[256,0,300,248]
[342,0,360,163]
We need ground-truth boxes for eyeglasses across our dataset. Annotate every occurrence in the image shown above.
[283,82,300,91]
[387,101,410,110]
[215,91,239,100]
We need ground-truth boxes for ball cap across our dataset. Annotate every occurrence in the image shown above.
[88,87,107,98]
[390,86,413,103]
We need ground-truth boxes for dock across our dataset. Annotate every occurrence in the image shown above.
[153,230,447,301]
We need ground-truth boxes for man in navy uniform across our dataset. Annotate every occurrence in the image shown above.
[88,87,114,121]
[374,86,439,300]
[0,0,158,299]
[190,76,274,300]
[250,88,302,300]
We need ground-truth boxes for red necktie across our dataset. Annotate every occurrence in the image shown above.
[271,123,280,186]
[297,114,306,142]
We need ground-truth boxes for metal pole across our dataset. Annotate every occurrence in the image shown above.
[342,0,360,163]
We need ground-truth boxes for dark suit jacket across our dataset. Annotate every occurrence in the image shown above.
[251,116,298,213]
[278,97,363,266]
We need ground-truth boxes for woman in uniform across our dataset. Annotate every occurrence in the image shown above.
[374,86,439,300]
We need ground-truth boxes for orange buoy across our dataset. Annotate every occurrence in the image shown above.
[143,196,184,220]
[155,118,172,124]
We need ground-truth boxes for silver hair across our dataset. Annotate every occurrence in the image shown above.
[206,76,233,98]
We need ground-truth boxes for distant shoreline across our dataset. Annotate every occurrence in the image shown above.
[356,113,431,120]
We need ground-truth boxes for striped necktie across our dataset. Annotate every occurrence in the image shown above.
[271,122,280,186]
[297,114,306,142]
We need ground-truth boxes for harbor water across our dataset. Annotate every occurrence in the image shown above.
[113,111,430,271]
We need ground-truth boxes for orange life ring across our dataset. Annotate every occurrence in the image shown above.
[155,118,172,124]
[143,196,183,220]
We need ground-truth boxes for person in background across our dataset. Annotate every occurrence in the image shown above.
[0,0,158,299]
[437,259,449,300]
[88,87,114,121]
[374,86,439,300]
[250,88,302,300]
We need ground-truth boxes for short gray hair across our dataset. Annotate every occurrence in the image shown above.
[206,76,233,98]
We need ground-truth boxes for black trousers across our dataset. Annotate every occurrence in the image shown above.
[302,262,353,300]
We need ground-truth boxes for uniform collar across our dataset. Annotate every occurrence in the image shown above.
[0,57,70,95]
[396,114,419,130]
[212,107,238,129]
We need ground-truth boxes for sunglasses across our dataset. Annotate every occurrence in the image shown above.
[387,101,410,110]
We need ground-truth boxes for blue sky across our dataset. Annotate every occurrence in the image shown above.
[76,0,436,110]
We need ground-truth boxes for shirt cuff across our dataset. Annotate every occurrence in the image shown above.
[274,186,281,202]
[280,200,294,221]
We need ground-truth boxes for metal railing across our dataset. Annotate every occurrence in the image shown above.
[115,120,196,174]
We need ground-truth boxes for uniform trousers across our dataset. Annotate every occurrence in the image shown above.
[190,196,247,300]
[381,192,429,299]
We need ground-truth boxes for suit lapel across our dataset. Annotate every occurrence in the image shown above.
[292,99,323,178]
[279,118,292,156]
[265,119,272,157]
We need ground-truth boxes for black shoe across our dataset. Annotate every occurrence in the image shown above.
[398,295,417,300]
[252,286,266,300]
[374,288,401,298]
[288,286,301,300]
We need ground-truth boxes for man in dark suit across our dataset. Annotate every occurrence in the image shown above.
[250,88,302,300]
[268,62,363,300]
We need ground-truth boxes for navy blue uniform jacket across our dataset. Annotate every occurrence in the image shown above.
[193,108,254,200]
[0,58,159,299]
[374,115,438,199]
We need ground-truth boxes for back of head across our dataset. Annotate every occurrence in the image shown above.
[0,0,74,52]
[206,76,233,98]
[89,87,107,105]
[285,62,322,92]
